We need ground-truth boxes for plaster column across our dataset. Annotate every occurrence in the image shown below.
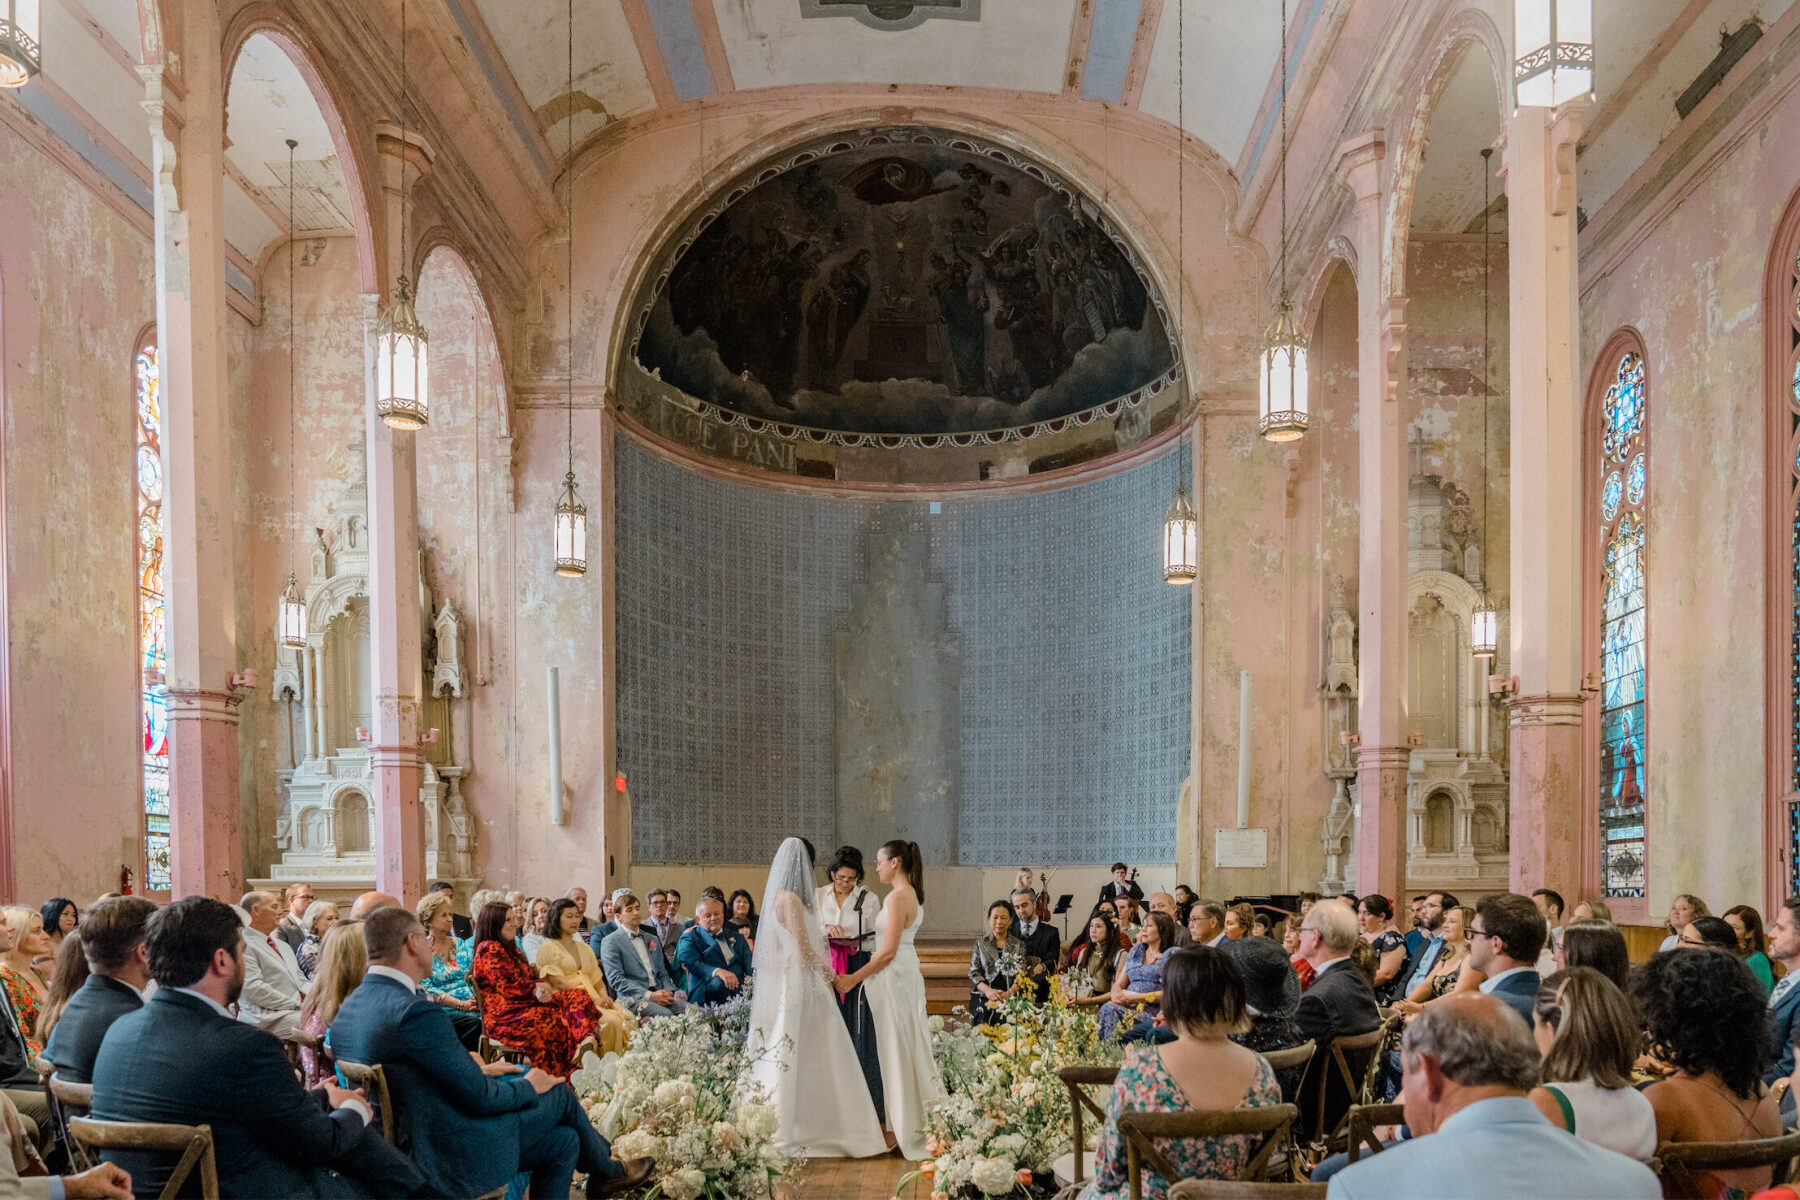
[365,128,433,907]
[141,14,243,900]
[1503,104,1586,898]
[300,647,317,762]
[1339,132,1409,902]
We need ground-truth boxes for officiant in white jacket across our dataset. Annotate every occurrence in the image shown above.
[234,892,308,1039]
[817,846,885,1119]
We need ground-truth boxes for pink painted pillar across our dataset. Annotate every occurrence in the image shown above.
[144,13,244,901]
[1503,104,1587,899]
[1339,132,1409,904]
[366,131,432,908]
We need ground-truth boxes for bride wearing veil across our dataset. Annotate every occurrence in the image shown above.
[742,836,888,1158]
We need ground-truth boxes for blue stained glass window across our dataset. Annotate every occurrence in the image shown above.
[1599,350,1647,898]
[135,343,169,890]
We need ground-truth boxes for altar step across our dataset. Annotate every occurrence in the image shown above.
[918,938,972,1017]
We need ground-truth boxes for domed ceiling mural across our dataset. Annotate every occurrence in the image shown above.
[630,126,1177,439]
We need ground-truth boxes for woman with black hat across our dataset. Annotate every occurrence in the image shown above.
[1219,934,1309,1101]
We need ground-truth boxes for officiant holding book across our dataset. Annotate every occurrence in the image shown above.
[817,845,884,1119]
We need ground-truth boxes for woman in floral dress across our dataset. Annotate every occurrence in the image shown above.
[1098,912,1176,1041]
[1072,948,1282,1200]
[416,892,483,1051]
[469,901,600,1075]
[0,906,51,1058]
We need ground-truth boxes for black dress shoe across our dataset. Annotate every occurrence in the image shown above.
[585,1159,653,1197]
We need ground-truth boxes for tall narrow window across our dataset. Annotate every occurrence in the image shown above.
[135,339,170,891]
[1597,349,1647,898]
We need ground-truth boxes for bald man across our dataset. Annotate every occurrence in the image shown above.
[237,891,306,1039]
[1148,892,1192,948]
[350,892,399,921]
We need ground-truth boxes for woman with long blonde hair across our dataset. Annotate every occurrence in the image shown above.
[297,920,365,1086]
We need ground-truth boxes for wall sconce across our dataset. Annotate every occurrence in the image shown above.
[420,728,440,745]
[1338,730,1362,747]
[229,669,258,691]
[1580,671,1602,696]
[1487,674,1520,697]
[355,727,371,743]
[1406,731,1426,747]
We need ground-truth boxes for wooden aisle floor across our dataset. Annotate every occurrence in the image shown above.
[780,1154,924,1199]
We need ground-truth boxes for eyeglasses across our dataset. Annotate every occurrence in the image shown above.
[1298,925,1320,935]
[1470,928,1496,939]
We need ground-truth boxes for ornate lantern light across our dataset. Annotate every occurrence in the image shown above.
[1161,0,1197,585]
[554,472,587,577]
[0,0,41,89]
[1515,0,1593,108]
[1163,484,1198,584]
[1259,0,1309,443]
[278,139,308,650]
[375,0,428,430]
[551,0,586,578]
[279,572,309,648]
[1471,146,1499,660]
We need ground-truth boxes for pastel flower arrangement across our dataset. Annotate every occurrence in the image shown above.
[574,984,791,1200]
[899,979,1129,1198]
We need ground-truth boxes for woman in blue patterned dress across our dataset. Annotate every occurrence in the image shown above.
[1074,947,1282,1200]
[1098,912,1177,1041]
[417,891,482,1050]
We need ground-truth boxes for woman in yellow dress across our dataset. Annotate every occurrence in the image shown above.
[536,897,635,1055]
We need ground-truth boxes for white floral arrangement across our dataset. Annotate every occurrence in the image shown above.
[575,984,791,1200]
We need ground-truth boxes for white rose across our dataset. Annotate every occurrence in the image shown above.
[971,1156,1017,1194]
[611,1128,659,1162]
[928,1015,946,1034]
[661,1167,707,1200]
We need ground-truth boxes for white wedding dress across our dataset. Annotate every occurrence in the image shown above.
[741,838,887,1158]
[862,898,947,1161]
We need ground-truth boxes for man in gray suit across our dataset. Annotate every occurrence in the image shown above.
[599,893,686,1019]
[1327,994,1659,1199]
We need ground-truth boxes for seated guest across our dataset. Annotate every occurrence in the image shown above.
[599,894,686,1020]
[1148,893,1191,949]
[1174,885,1197,924]
[1393,904,1481,1013]
[1297,892,1321,917]
[1099,912,1176,1042]
[38,899,77,972]
[1469,893,1546,1024]
[1766,899,1800,1087]
[1397,892,1459,998]
[1097,863,1144,906]
[42,897,155,1085]
[470,902,606,1075]
[276,884,314,953]
[90,897,424,1199]
[969,900,1033,1025]
[563,887,592,936]
[0,912,48,1150]
[433,881,474,941]
[0,908,50,1052]
[1725,905,1775,995]
[1659,893,1708,953]
[1402,896,1428,960]
[1220,935,1308,1101]
[1187,900,1227,949]
[726,889,759,941]
[1357,894,1410,1004]
[519,897,552,962]
[1294,900,1381,1137]
[641,891,677,963]
[1571,898,1614,923]
[1067,912,1128,1006]
[236,890,307,1039]
[415,891,482,1052]
[1531,888,1566,973]
[1555,919,1632,990]
[295,899,340,981]
[1224,903,1256,942]
[328,907,645,1199]
[585,889,631,959]
[536,899,633,1054]
[1075,948,1281,1200]
[676,896,752,1008]
[0,1107,129,1200]
[1114,896,1141,942]
[349,891,399,921]
[1678,915,1740,952]
[1635,948,1784,1198]
[1324,995,1659,1200]
[1252,912,1274,938]
[1011,887,1060,1000]
[297,920,365,1088]
[1281,917,1315,990]
[1527,968,1657,1161]
[36,934,89,1052]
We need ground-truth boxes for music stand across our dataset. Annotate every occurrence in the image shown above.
[1054,894,1074,940]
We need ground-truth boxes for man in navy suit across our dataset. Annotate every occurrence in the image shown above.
[599,893,686,1018]
[90,896,425,1199]
[586,889,630,962]
[675,897,751,1006]
[329,907,644,1199]
[1294,900,1382,1139]
[1468,893,1545,1025]
[1765,899,1800,1089]
[43,896,156,1084]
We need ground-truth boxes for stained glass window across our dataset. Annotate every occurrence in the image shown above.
[1599,350,1647,898]
[135,341,170,891]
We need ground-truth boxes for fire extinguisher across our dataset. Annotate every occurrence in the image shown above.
[120,865,133,895]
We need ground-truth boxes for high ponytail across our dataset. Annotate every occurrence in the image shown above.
[881,838,926,904]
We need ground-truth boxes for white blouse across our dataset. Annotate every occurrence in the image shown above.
[816,884,882,944]
[1541,1078,1659,1161]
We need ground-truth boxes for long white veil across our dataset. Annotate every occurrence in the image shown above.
[749,836,830,989]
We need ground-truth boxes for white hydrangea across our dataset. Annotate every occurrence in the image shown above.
[660,1166,707,1200]
[736,1102,779,1141]
[970,1155,1018,1195]
[610,1128,658,1162]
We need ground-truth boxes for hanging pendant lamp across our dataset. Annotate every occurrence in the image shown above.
[1260,0,1309,443]
[553,0,587,577]
[278,139,309,649]
[1161,0,1196,584]
[1471,146,1498,659]
[0,0,41,88]
[376,0,428,431]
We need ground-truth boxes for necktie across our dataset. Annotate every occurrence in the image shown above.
[266,935,278,953]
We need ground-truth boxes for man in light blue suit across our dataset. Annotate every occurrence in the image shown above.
[1764,898,1800,1089]
[598,893,686,1019]
[1327,994,1659,1200]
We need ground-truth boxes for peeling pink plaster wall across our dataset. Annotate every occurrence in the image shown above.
[0,120,154,902]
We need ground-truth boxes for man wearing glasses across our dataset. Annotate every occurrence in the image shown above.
[1294,900,1381,1138]
[1467,893,1547,1024]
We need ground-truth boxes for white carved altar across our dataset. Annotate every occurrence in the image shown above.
[254,458,479,897]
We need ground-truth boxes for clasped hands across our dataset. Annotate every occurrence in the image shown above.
[713,967,740,991]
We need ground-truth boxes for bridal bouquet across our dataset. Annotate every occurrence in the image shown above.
[900,979,1128,1198]
[575,985,791,1200]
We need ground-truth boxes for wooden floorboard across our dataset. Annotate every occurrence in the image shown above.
[780,1154,925,1199]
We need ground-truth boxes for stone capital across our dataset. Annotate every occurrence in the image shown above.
[165,687,244,722]
[1506,691,1586,727]
[1336,131,1387,204]
[1354,743,1411,771]
[367,745,427,770]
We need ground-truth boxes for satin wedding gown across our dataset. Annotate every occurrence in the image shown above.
[741,838,887,1158]
[862,900,947,1160]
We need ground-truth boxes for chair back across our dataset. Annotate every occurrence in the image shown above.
[467,976,530,1066]
[1344,1102,1405,1164]
[1653,1130,1800,1196]
[335,1060,395,1143]
[1117,1103,1300,1200]
[46,1072,94,1169]
[1169,1182,1329,1199]
[1310,1023,1386,1144]
[68,1117,219,1200]
[1057,1066,1120,1185]
[1259,1042,1315,1074]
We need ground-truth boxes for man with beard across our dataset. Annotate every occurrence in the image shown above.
[1399,891,1460,998]
[91,897,424,1198]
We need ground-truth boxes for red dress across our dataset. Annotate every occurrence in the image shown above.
[470,940,601,1074]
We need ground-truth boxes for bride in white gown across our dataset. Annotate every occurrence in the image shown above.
[741,836,888,1158]
[835,838,947,1160]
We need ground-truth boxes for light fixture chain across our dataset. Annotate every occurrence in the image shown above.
[1279,0,1289,308]
[288,138,298,583]
[1481,146,1492,579]
[567,0,575,479]
[1177,0,1186,487]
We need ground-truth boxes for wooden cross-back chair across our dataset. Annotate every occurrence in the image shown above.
[1306,1019,1393,1151]
[466,977,531,1066]
[334,1060,395,1143]
[45,1071,94,1170]
[1117,1103,1300,1200]
[1651,1130,1800,1197]
[1057,1065,1120,1185]
[67,1118,219,1200]
[1169,1182,1329,1199]
[1344,1102,1405,1164]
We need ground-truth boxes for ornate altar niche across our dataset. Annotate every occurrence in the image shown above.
[255,461,479,898]
[1403,473,1509,891]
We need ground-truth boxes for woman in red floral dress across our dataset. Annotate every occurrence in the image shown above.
[468,901,600,1075]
